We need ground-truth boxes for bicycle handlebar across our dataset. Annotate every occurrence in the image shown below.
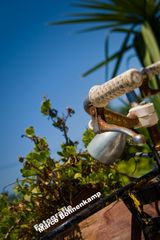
[88,61,160,108]
[142,61,160,79]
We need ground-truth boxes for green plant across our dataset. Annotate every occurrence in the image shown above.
[52,0,160,78]
[0,99,125,239]
[0,98,154,239]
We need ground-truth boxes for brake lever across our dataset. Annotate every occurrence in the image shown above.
[96,115,145,145]
[87,104,145,145]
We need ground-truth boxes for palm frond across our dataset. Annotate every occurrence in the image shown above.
[145,0,158,17]
[82,44,133,77]
[75,23,130,33]
[104,31,110,80]
[111,27,134,78]
[109,0,146,16]
[74,0,146,17]
[52,0,150,27]
[52,13,141,27]
[72,2,138,16]
[142,22,160,62]
[112,28,138,34]
[51,0,160,88]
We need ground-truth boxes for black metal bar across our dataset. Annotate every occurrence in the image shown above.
[121,191,152,240]
[40,168,160,240]
[148,142,160,168]
[131,215,142,240]
[137,182,160,205]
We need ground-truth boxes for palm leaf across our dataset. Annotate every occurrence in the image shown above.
[51,0,160,84]
[112,28,138,34]
[142,22,160,62]
[76,23,130,33]
[111,26,135,78]
[69,12,139,20]
[52,12,140,26]
[72,1,142,16]
[135,36,152,68]
[141,22,160,89]
[145,0,158,16]
[51,0,148,27]
[82,44,133,77]
[104,31,110,80]
[109,0,146,16]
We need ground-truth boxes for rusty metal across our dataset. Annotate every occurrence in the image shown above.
[98,107,139,129]
[96,115,145,145]
[147,126,160,151]
[140,82,160,97]
[86,104,145,145]
[87,105,140,130]
[87,105,97,117]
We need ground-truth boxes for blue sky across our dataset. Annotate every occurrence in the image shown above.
[0,0,141,192]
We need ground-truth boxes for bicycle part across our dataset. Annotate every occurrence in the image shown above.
[87,105,145,145]
[87,132,126,164]
[131,215,142,240]
[128,103,159,128]
[141,61,160,80]
[87,61,160,108]
[96,115,145,145]
[84,99,140,129]
[82,61,160,240]
[98,107,139,129]
[122,181,160,239]
[139,73,160,151]
[122,191,160,240]
[125,151,157,160]
[87,113,145,164]
[39,168,160,240]
[148,126,160,151]
[89,68,143,107]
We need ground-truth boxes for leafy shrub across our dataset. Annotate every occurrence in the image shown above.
[0,98,154,239]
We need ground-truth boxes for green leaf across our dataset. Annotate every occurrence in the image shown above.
[145,0,156,16]
[82,128,95,147]
[67,168,75,178]
[31,187,39,194]
[66,145,76,155]
[74,173,82,179]
[21,224,29,229]
[41,98,51,116]
[104,31,110,80]
[141,22,160,62]
[53,12,139,25]
[20,168,36,177]
[24,194,31,202]
[51,0,145,27]
[111,0,146,15]
[75,22,129,33]
[112,27,138,34]
[137,22,160,90]
[25,126,35,137]
[38,165,45,170]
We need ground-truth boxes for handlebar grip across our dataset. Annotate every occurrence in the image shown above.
[141,61,160,79]
[89,69,143,107]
